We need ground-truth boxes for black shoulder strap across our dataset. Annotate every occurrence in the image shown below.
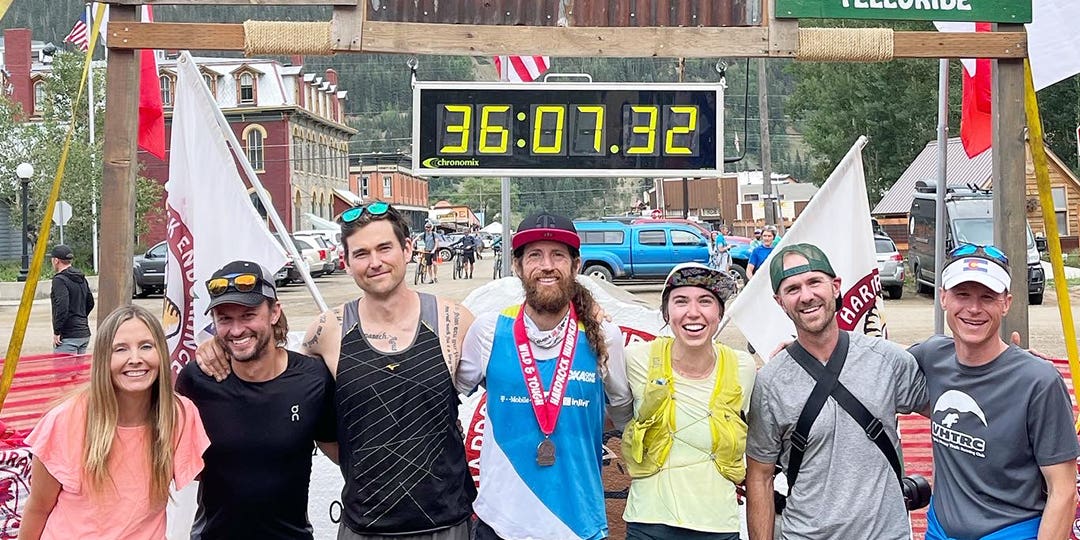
[783,331,849,491]
[785,332,904,494]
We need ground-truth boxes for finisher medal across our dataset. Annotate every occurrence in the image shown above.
[536,437,556,467]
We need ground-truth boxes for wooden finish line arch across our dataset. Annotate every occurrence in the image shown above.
[94,0,1032,336]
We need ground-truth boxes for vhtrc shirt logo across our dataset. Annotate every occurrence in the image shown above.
[931,390,988,458]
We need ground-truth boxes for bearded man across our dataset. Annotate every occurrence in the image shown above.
[457,211,633,540]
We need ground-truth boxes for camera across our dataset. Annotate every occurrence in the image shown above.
[901,474,931,511]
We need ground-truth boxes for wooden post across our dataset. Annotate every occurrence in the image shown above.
[98,5,141,321]
[992,23,1028,344]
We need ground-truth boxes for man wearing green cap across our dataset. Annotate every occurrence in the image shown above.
[744,243,926,540]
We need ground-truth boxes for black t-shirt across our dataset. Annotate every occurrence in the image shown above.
[176,350,336,540]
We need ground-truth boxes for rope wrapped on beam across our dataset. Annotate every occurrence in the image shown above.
[798,28,894,62]
[243,20,333,56]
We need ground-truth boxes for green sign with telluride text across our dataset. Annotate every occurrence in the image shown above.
[774,0,1031,23]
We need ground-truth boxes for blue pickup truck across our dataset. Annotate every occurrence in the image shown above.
[574,220,711,281]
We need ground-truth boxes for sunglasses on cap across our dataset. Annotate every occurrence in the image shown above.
[206,273,265,297]
[340,202,390,223]
[949,243,1008,266]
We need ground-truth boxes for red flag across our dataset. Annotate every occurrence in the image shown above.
[959,23,992,158]
[138,6,165,159]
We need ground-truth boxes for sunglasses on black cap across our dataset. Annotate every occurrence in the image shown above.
[206,273,267,297]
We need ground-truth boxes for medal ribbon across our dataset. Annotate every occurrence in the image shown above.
[513,304,578,436]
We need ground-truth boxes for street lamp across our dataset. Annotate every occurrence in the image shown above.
[16,162,34,282]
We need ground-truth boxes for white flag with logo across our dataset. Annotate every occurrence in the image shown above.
[163,52,288,375]
[726,136,886,359]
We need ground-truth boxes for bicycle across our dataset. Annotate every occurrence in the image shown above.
[452,247,467,280]
[492,246,503,280]
[414,250,432,285]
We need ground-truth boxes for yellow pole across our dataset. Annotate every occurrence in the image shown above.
[0,5,106,409]
[1022,59,1080,414]
[0,0,13,22]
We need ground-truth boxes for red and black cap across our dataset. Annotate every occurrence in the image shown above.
[512,211,580,252]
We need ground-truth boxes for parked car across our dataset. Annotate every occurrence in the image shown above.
[280,236,324,283]
[575,220,710,281]
[293,235,334,276]
[875,235,905,299]
[132,241,168,297]
[295,231,340,274]
[629,217,712,237]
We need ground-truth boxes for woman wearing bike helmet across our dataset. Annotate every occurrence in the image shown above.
[621,263,756,540]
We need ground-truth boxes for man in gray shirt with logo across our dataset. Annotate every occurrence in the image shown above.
[909,244,1079,539]
[745,244,926,540]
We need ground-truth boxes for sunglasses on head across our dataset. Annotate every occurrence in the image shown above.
[340,202,390,224]
[949,243,1008,266]
[206,273,264,297]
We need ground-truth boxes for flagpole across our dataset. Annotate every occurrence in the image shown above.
[87,2,99,272]
[193,57,328,313]
[933,59,949,334]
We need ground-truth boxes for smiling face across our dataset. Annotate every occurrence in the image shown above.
[109,318,161,397]
[212,300,279,363]
[773,253,840,336]
[514,240,579,314]
[344,220,412,297]
[761,230,776,247]
[941,281,1011,348]
[665,286,722,349]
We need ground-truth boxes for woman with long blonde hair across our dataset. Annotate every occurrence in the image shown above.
[20,305,209,539]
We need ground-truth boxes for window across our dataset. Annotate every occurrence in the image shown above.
[294,191,302,230]
[743,193,760,202]
[580,230,624,245]
[638,230,666,245]
[292,136,302,171]
[319,193,325,218]
[148,242,167,258]
[202,73,216,97]
[383,177,392,198]
[33,81,46,114]
[159,75,173,106]
[1053,187,1069,235]
[242,125,265,171]
[238,72,255,104]
[671,230,700,246]
[311,192,317,214]
[361,176,369,198]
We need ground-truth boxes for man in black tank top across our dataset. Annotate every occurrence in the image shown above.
[195,205,476,540]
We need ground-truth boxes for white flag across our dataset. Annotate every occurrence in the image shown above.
[162,52,288,374]
[935,0,1080,91]
[726,137,886,359]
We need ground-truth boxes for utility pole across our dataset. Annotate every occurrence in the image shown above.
[757,58,776,228]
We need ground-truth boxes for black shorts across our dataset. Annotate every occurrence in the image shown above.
[423,252,435,265]
[462,251,476,264]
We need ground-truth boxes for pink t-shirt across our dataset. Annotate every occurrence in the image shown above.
[25,393,209,539]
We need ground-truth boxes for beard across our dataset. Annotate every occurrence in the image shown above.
[783,296,837,336]
[217,330,273,363]
[522,272,576,314]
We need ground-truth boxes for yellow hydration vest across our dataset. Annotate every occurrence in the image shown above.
[621,337,747,483]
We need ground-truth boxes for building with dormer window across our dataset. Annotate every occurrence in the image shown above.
[138,54,357,242]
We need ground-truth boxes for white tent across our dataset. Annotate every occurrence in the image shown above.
[481,222,503,234]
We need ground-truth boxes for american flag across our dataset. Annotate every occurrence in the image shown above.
[63,12,90,52]
[494,55,550,82]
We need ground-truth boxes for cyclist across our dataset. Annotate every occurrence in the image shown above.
[419,222,444,284]
[460,227,481,279]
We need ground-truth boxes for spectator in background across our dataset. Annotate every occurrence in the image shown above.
[20,305,209,539]
[746,226,777,278]
[709,228,732,272]
[49,245,95,354]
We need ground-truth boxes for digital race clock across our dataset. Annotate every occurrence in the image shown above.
[412,82,723,177]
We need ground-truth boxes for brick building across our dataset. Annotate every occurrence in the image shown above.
[349,160,430,232]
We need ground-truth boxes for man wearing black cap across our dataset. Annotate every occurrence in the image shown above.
[456,211,633,540]
[176,260,337,539]
[909,245,1078,539]
[195,204,477,540]
[744,243,926,540]
[49,244,94,354]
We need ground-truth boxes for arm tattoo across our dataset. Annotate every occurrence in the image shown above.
[304,321,324,349]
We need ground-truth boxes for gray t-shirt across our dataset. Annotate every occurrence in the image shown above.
[746,331,927,540]
[909,335,1080,539]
